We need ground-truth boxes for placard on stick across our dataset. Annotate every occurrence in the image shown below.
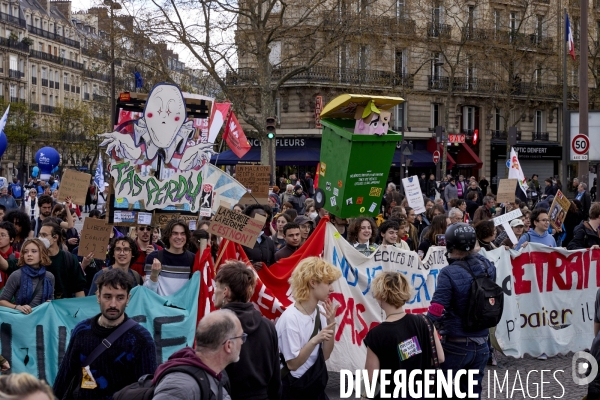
[548,190,571,230]
[78,218,112,257]
[496,179,518,204]
[236,165,270,204]
[58,169,92,205]
[208,206,266,247]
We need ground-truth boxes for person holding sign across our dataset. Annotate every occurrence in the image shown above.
[144,219,195,296]
[0,238,54,313]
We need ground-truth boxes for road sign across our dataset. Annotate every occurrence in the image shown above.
[572,134,590,160]
[433,150,440,164]
[448,134,466,143]
[315,96,323,128]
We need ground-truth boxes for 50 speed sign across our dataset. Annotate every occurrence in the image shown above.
[571,134,590,161]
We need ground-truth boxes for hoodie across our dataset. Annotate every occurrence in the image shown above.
[153,347,222,384]
[516,229,557,248]
[223,302,281,400]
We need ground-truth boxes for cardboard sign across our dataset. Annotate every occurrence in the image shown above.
[493,208,523,245]
[236,165,270,198]
[152,212,200,230]
[549,190,571,230]
[402,175,426,214]
[78,218,112,257]
[58,169,91,205]
[208,206,267,247]
[496,179,518,204]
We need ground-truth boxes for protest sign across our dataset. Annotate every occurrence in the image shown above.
[152,212,200,229]
[402,175,426,214]
[2,273,200,385]
[57,169,91,205]
[236,165,270,197]
[208,206,266,247]
[497,179,518,204]
[78,217,112,257]
[493,208,523,245]
[201,163,247,215]
[549,189,570,230]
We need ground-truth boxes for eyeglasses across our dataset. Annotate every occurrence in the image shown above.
[0,234,9,238]
[114,247,132,254]
[222,332,247,345]
[138,227,153,231]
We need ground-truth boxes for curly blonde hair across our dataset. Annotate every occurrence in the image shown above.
[18,238,52,267]
[289,257,342,302]
[0,372,54,399]
[371,272,412,308]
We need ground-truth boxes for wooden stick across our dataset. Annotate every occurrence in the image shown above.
[215,239,229,270]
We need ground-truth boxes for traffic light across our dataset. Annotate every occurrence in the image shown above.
[472,129,478,145]
[435,126,445,143]
[266,116,276,139]
[508,127,518,146]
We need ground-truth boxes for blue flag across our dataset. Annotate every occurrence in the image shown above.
[94,152,104,189]
[134,71,143,88]
[0,104,10,134]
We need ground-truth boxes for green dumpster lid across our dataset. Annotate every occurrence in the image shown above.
[320,94,405,119]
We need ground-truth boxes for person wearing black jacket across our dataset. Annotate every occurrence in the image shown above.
[242,204,276,267]
[426,174,438,201]
[215,261,281,400]
[567,202,600,250]
[577,183,592,220]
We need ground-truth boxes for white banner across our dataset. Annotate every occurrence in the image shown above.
[324,224,447,372]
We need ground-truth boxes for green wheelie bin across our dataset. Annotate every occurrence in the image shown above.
[315,94,404,219]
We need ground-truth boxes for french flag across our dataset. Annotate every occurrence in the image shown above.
[566,14,576,60]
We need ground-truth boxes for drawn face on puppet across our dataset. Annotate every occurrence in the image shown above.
[144,85,186,148]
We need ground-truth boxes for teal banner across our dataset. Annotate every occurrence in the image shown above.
[0,272,200,385]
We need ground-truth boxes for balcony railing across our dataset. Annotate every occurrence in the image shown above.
[370,16,416,35]
[41,105,54,113]
[493,30,554,50]
[41,78,48,87]
[0,12,26,28]
[64,83,70,91]
[29,50,83,70]
[532,132,549,141]
[462,26,490,41]
[427,23,452,38]
[81,48,122,66]
[427,75,561,98]
[0,37,29,52]
[226,66,413,87]
[29,103,39,112]
[27,26,80,48]
[9,97,17,103]
[82,69,110,82]
[93,93,108,102]
[491,130,522,141]
[8,69,23,79]
[84,93,90,100]
[31,77,36,85]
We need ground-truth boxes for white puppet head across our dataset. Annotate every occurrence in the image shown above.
[144,84,187,148]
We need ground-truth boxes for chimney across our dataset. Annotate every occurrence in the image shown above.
[51,0,72,20]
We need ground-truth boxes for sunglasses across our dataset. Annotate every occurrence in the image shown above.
[138,226,153,231]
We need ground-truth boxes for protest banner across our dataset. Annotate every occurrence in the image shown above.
[208,206,266,247]
[402,175,426,214]
[236,165,270,197]
[1,273,200,385]
[57,169,91,205]
[497,179,518,204]
[549,189,570,230]
[484,244,598,358]
[78,217,112,257]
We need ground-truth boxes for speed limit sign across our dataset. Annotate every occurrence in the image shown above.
[572,134,590,160]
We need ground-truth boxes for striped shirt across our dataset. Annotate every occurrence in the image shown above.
[143,250,195,296]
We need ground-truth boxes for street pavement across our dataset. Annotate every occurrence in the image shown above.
[325,352,587,399]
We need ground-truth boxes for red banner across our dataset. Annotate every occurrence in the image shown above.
[194,245,215,325]
[223,112,251,158]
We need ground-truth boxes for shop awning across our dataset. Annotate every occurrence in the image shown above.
[211,146,321,166]
[455,143,483,168]
[392,148,456,169]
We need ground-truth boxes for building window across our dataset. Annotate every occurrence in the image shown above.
[54,71,59,83]
[467,5,476,29]
[60,49,65,58]
[41,67,47,79]
[8,56,16,71]
[493,9,501,32]
[396,0,405,17]
[535,110,543,133]
[463,106,475,132]
[9,84,15,98]
[359,46,368,70]
[431,103,440,128]
[509,12,518,32]
[394,103,406,130]
[431,53,442,79]
[536,15,544,40]
[495,108,501,131]
[38,42,43,51]
[395,49,407,76]
[83,82,88,94]
[432,0,442,25]
[5,29,10,39]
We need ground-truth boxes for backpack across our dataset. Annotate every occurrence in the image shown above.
[456,261,504,331]
[113,365,216,400]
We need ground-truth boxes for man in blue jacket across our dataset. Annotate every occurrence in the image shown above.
[427,223,496,397]
[516,208,557,249]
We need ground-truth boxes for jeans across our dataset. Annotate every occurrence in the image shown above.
[439,339,489,399]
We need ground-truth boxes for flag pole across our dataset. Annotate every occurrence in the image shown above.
[213,103,233,167]
[562,8,569,192]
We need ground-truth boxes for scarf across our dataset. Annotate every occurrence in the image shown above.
[16,265,53,306]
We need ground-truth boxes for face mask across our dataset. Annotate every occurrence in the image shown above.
[309,212,318,220]
[39,238,51,249]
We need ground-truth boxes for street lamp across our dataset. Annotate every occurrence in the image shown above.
[104,0,122,128]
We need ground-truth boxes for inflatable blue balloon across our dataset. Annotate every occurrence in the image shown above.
[51,166,58,174]
[0,132,7,159]
[35,147,60,180]
[32,166,39,177]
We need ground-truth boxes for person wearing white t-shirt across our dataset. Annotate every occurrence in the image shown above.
[275,256,342,400]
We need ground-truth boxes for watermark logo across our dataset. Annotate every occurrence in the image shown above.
[572,351,598,385]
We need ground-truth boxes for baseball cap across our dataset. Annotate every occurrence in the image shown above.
[294,216,314,225]
[510,219,524,227]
